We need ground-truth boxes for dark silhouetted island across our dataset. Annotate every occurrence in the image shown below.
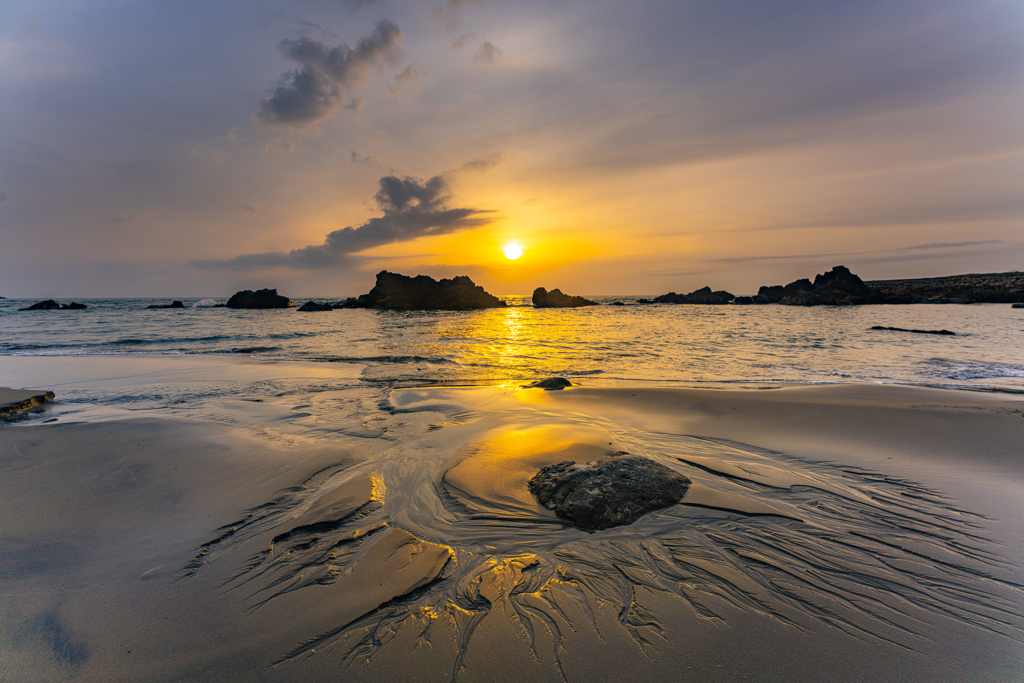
[225,289,293,309]
[147,300,185,309]
[341,271,506,310]
[532,287,597,307]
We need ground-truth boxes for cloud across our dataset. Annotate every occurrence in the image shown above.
[350,150,377,164]
[461,152,503,172]
[261,137,295,154]
[242,204,261,213]
[473,41,501,65]
[452,31,476,50]
[190,174,491,271]
[257,21,403,127]
[337,0,385,8]
[0,191,7,203]
[394,60,427,85]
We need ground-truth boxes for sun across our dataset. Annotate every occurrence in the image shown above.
[503,242,524,260]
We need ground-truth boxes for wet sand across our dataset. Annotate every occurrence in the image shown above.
[2,380,1022,682]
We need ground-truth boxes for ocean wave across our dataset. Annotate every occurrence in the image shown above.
[922,358,1024,381]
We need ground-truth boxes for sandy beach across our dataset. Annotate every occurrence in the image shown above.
[2,370,1022,682]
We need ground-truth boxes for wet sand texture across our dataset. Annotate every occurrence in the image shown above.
[1,385,1023,682]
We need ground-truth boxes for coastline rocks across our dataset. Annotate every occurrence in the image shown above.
[867,271,1024,304]
[147,300,185,309]
[345,271,506,310]
[532,287,598,308]
[225,288,293,309]
[757,266,879,306]
[871,326,955,335]
[19,300,88,311]
[1013,303,1024,309]
[523,377,572,390]
[297,301,334,312]
[653,286,735,305]
[528,455,691,531]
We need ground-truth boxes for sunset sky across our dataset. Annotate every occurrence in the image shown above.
[2,0,1022,298]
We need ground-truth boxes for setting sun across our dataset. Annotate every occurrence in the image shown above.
[502,243,524,260]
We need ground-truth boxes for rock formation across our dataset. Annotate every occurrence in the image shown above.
[870,326,955,335]
[147,301,185,309]
[867,271,1024,304]
[528,455,691,531]
[19,300,88,311]
[652,286,735,305]
[225,288,293,309]
[522,377,572,390]
[532,287,598,308]
[297,301,334,312]
[755,266,879,306]
[343,271,506,310]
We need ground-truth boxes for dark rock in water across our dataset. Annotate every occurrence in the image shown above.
[297,301,334,312]
[755,266,881,306]
[1013,303,1024,309]
[147,300,184,309]
[532,287,598,308]
[733,296,755,305]
[346,271,506,310]
[20,299,61,311]
[610,301,625,306]
[522,377,572,390]
[19,299,87,310]
[226,288,293,309]
[528,455,691,531]
[635,298,654,304]
[653,286,735,305]
[870,326,955,336]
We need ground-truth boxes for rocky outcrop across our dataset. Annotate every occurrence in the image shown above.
[19,300,87,311]
[147,301,184,309]
[522,377,572,390]
[344,271,506,310]
[754,266,880,306]
[867,271,1024,304]
[297,301,334,312]
[225,288,293,309]
[871,326,955,335]
[532,287,598,308]
[0,388,56,417]
[653,286,735,305]
[528,455,691,531]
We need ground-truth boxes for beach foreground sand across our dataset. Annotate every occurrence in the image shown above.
[2,382,1022,682]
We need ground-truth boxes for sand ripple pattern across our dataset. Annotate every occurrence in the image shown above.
[183,396,1023,679]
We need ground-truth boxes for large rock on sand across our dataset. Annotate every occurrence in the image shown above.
[528,455,691,531]
[345,271,506,310]
[532,287,597,308]
[226,288,293,309]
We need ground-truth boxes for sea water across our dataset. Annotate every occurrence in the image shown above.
[2,296,1022,401]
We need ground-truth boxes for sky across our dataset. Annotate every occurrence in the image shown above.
[1,0,1022,298]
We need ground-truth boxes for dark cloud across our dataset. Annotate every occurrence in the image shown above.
[350,150,376,164]
[257,21,402,127]
[473,41,501,64]
[190,175,491,271]
[461,152,503,172]
[452,31,476,50]
[242,203,261,212]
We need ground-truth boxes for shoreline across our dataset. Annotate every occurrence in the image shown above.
[2,373,1022,681]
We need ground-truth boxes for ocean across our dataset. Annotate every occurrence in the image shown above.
[2,296,1022,414]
